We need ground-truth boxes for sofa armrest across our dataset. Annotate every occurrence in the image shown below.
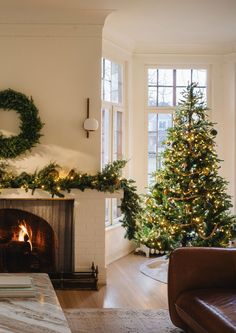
[168,247,236,329]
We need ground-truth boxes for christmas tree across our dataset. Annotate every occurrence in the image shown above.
[136,83,236,252]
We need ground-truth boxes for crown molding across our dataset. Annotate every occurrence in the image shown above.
[0,23,104,38]
[0,9,111,25]
[133,42,236,56]
[102,35,134,57]
[102,30,135,54]
[102,27,236,57]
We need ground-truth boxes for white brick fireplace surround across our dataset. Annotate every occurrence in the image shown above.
[0,189,122,284]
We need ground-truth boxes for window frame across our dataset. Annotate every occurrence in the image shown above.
[101,57,125,227]
[145,65,209,187]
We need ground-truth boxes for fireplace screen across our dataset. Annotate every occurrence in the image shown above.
[0,208,55,272]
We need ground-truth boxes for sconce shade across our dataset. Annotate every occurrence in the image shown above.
[83,118,99,131]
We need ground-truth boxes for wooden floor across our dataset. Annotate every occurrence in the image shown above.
[56,253,168,310]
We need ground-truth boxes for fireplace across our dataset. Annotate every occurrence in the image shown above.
[0,199,74,274]
[0,208,55,272]
[0,189,122,284]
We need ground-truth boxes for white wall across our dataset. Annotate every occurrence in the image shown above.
[0,18,136,269]
[105,224,135,265]
[0,22,105,173]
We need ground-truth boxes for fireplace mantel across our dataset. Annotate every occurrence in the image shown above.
[0,189,123,284]
[0,188,122,200]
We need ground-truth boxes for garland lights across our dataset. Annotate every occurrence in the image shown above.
[0,159,141,240]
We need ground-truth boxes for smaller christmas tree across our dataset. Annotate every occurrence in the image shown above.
[135,83,236,252]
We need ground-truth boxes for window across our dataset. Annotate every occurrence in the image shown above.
[101,58,124,226]
[148,68,207,107]
[147,68,207,185]
[101,58,122,104]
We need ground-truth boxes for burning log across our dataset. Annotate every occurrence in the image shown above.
[6,240,31,272]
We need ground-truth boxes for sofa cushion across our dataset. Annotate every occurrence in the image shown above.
[175,289,236,333]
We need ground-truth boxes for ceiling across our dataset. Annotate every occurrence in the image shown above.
[103,0,236,52]
[0,0,235,52]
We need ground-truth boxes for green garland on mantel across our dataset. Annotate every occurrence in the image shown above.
[0,159,141,240]
[0,89,43,159]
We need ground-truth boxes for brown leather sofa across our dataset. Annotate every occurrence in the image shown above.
[168,247,236,333]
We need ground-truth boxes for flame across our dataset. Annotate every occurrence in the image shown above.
[18,221,33,251]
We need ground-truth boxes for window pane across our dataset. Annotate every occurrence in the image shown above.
[193,87,207,103]
[111,90,118,103]
[158,69,173,86]
[148,113,158,175]
[148,87,157,106]
[148,113,172,185]
[104,59,111,81]
[111,63,118,103]
[101,109,110,168]
[104,80,111,102]
[176,69,191,86]
[105,199,111,226]
[148,131,157,153]
[113,111,123,161]
[158,87,173,106]
[148,113,157,131]
[157,113,172,169]
[148,174,155,187]
[148,69,157,85]
[118,65,122,104]
[148,152,157,174]
[176,87,186,105]
[101,59,104,100]
[102,58,123,104]
[158,113,172,145]
[111,62,122,104]
[192,69,207,86]
[118,82,122,104]
[112,198,122,220]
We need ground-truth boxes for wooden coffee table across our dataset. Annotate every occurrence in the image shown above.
[0,273,71,333]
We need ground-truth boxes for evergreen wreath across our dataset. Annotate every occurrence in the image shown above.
[0,89,43,159]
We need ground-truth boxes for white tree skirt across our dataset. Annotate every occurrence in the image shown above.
[140,257,169,283]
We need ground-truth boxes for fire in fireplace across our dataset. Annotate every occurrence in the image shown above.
[0,208,55,273]
[12,220,33,250]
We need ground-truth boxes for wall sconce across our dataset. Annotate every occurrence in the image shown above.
[83,98,99,138]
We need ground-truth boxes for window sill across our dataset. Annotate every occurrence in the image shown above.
[105,221,122,231]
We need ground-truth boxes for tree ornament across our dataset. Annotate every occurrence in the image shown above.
[210,129,218,136]
[0,89,43,159]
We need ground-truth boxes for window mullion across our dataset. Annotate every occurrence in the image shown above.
[156,69,159,107]
[156,114,159,169]
[173,69,176,106]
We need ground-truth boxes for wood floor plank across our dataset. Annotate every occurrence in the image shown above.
[56,253,168,309]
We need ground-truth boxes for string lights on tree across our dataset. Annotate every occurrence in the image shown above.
[135,83,236,252]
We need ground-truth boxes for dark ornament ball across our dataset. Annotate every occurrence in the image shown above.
[210,129,218,136]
